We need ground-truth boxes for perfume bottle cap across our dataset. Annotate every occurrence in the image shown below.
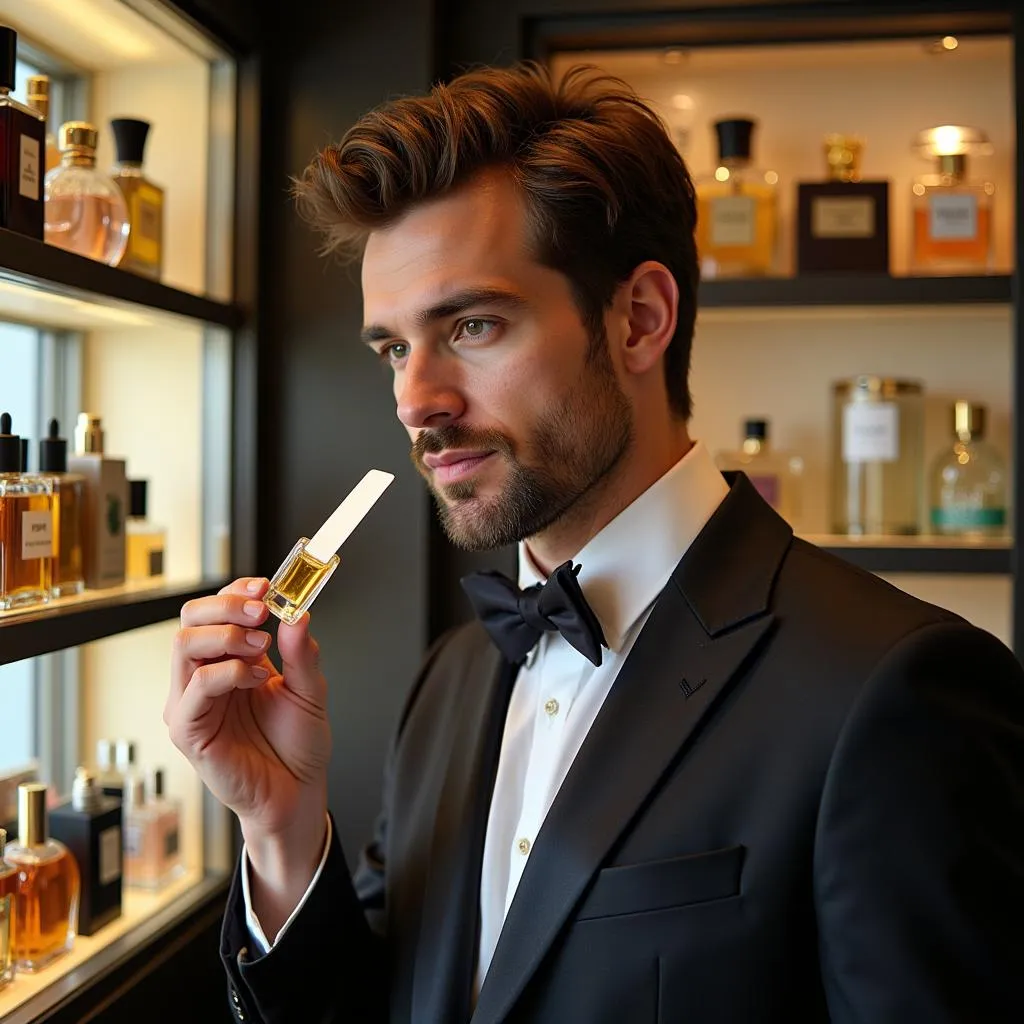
[26,74,49,117]
[0,412,23,473]
[124,774,145,809]
[744,419,769,441]
[59,120,99,155]
[129,479,148,519]
[39,418,69,473]
[0,27,16,92]
[823,134,863,182]
[115,739,136,771]
[96,738,115,771]
[147,768,166,800]
[714,117,756,165]
[913,124,993,159]
[74,412,105,455]
[71,766,103,812]
[110,117,151,165]
[954,401,986,440]
[20,437,28,471]
[18,782,48,848]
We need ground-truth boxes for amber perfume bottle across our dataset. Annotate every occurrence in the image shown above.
[0,27,45,240]
[910,126,994,274]
[39,419,86,598]
[0,828,16,991]
[6,783,80,971]
[25,75,59,175]
[796,134,889,274]
[265,470,394,624]
[49,768,122,936]
[110,118,164,279]
[44,122,130,265]
[0,412,55,611]
[126,479,166,581]
[695,117,778,278]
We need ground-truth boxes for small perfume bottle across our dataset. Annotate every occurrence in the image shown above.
[0,412,55,611]
[910,125,994,275]
[49,768,122,935]
[147,769,183,884]
[110,118,164,279]
[5,783,80,972]
[715,419,804,528]
[929,401,1007,538]
[0,828,16,991]
[265,470,394,624]
[0,27,45,240]
[44,121,130,265]
[39,419,86,598]
[95,739,123,799]
[25,75,60,174]
[126,479,166,581]
[695,117,778,278]
[123,776,166,889]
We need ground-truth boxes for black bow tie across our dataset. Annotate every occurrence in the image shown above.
[460,560,607,667]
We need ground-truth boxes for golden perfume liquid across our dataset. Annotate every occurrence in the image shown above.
[264,538,339,625]
[52,474,86,597]
[126,479,165,580]
[110,118,163,279]
[0,829,16,991]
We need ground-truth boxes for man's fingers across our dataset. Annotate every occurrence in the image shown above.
[277,615,327,708]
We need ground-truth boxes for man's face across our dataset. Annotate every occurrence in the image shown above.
[361,170,633,551]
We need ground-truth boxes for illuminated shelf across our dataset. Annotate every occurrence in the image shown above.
[803,534,1013,574]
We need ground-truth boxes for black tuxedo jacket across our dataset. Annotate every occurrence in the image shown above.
[221,475,1024,1023]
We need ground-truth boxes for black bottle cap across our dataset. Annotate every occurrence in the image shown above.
[129,479,148,518]
[714,118,757,163]
[39,418,68,473]
[0,27,17,93]
[744,418,769,441]
[0,412,22,472]
[20,437,28,471]
[110,118,151,164]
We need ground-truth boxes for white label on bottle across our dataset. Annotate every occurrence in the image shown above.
[99,825,122,885]
[812,196,875,238]
[710,196,756,247]
[21,510,53,559]
[929,194,977,240]
[19,135,40,200]
[843,402,899,463]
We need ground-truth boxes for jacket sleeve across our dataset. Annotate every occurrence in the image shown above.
[815,619,1024,1021]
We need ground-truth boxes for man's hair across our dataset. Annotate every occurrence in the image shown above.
[293,61,699,419]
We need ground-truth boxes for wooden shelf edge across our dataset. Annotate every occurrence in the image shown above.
[813,543,1012,575]
[0,228,242,329]
[0,578,230,664]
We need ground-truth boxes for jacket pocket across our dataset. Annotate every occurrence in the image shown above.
[576,845,745,922]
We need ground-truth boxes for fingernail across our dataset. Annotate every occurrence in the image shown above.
[243,600,264,619]
[246,630,268,648]
[251,665,269,679]
[246,579,263,594]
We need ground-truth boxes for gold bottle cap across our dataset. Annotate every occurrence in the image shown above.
[26,74,49,117]
[954,400,986,440]
[74,412,104,454]
[18,783,48,848]
[71,766,102,812]
[913,125,993,181]
[823,134,863,182]
[59,120,99,154]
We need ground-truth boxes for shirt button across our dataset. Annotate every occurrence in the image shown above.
[517,837,531,855]
[544,698,560,717]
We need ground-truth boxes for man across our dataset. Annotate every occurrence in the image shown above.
[166,63,1024,1023]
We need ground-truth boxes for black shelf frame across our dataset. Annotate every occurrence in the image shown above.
[0,578,229,666]
[0,228,243,329]
[819,544,1012,575]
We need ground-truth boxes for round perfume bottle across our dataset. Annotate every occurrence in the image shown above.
[44,121,130,265]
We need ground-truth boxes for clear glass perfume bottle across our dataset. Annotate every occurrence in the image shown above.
[95,739,123,799]
[910,125,994,274]
[38,418,86,599]
[715,419,804,528]
[147,769,183,885]
[110,118,164,279]
[929,401,1007,538]
[25,75,59,175]
[0,412,55,611]
[696,117,778,278]
[126,479,166,581]
[44,121,130,265]
[5,783,80,972]
[0,828,16,991]
[0,26,45,240]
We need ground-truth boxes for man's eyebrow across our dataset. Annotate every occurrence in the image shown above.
[360,288,529,345]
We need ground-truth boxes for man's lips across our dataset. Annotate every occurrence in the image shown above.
[422,450,495,483]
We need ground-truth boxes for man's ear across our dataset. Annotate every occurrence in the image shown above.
[618,261,678,376]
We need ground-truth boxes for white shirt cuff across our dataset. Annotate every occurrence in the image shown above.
[241,813,333,956]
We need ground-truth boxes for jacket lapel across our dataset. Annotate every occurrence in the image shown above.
[471,474,792,1024]
[411,638,516,1024]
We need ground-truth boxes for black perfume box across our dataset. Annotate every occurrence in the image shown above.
[796,180,890,274]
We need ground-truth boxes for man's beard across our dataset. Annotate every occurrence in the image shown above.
[410,336,633,550]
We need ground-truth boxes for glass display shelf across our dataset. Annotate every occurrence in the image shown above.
[802,533,1012,575]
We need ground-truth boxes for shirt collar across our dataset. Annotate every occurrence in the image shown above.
[517,440,729,654]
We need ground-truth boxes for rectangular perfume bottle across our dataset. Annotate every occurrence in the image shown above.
[0,828,16,991]
[0,27,45,240]
[126,479,166,581]
[110,118,164,279]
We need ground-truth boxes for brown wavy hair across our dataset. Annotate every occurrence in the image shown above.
[292,61,699,419]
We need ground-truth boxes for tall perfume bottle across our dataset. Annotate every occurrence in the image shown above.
[44,121,129,265]
[49,768,122,936]
[929,401,1007,537]
[146,769,183,885]
[110,118,163,279]
[0,828,16,991]
[25,75,59,174]
[796,134,889,274]
[126,480,166,581]
[910,125,994,274]
[715,419,804,528]
[0,412,55,611]
[0,26,45,239]
[123,776,166,890]
[5,783,80,971]
[95,739,123,799]
[695,117,778,278]
[67,414,128,589]
[39,419,86,598]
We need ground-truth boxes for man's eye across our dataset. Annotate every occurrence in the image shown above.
[379,342,408,364]
[455,318,498,341]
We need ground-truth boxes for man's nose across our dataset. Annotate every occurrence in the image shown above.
[395,348,465,430]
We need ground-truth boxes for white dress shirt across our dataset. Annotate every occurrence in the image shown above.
[244,441,728,977]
